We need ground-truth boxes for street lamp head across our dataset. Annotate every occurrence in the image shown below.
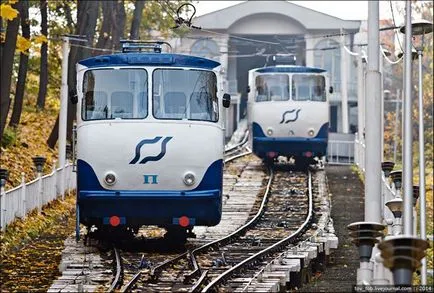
[32,156,47,173]
[399,19,433,35]
[386,197,404,218]
[381,161,395,177]
[347,221,385,262]
[0,169,8,187]
[390,170,403,190]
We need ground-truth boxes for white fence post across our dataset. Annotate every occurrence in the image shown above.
[52,160,58,196]
[37,172,43,214]
[2,159,77,228]
[0,182,5,231]
[61,163,66,200]
[20,172,26,219]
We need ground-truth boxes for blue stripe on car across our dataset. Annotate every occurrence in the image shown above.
[255,66,326,73]
[78,53,220,69]
[77,159,223,192]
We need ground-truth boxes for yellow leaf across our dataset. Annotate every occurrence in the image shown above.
[33,34,48,44]
[0,4,19,21]
[16,35,31,55]
[9,0,19,4]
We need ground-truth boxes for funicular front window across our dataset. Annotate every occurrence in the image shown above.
[153,69,218,122]
[255,74,289,102]
[292,74,326,102]
[82,69,148,120]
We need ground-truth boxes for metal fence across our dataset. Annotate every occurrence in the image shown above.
[327,139,355,165]
[354,132,366,172]
[354,132,397,233]
[0,163,76,231]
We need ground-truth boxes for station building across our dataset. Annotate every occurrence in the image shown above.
[168,0,362,137]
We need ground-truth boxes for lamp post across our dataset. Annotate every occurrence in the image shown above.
[382,161,395,236]
[399,18,433,285]
[380,48,391,161]
[32,156,46,214]
[392,90,401,163]
[378,5,431,285]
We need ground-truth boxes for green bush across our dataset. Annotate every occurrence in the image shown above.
[1,127,18,148]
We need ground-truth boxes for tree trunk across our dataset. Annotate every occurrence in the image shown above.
[9,0,30,128]
[112,0,126,51]
[0,1,21,140]
[95,1,114,53]
[63,2,75,32]
[0,16,3,62]
[47,0,100,148]
[130,0,145,40]
[36,0,48,109]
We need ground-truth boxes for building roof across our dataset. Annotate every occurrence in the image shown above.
[193,1,361,32]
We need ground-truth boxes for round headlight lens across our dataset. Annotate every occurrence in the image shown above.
[308,129,315,137]
[105,173,116,185]
[267,128,273,136]
[184,173,195,186]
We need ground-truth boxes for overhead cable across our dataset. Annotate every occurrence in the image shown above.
[380,45,403,64]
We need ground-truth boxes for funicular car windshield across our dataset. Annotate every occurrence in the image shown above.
[82,69,148,120]
[292,74,326,102]
[255,74,289,102]
[153,69,218,122]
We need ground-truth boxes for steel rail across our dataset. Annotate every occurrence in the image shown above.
[200,171,313,292]
[224,149,252,163]
[120,270,142,293]
[184,167,274,283]
[140,147,254,283]
[108,246,122,292]
[224,130,249,153]
[189,270,209,293]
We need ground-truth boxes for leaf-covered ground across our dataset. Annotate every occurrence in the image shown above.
[0,94,77,291]
[0,193,76,292]
[1,96,59,190]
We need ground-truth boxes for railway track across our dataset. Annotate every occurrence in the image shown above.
[106,134,256,292]
[118,167,322,292]
[49,130,338,293]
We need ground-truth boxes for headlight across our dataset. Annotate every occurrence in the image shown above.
[267,128,273,136]
[308,129,315,137]
[183,172,195,186]
[104,172,116,185]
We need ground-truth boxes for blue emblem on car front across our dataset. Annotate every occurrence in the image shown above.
[130,136,173,164]
[280,109,301,124]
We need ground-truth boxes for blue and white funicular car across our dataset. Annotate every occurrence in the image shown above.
[73,41,230,241]
[247,57,331,168]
